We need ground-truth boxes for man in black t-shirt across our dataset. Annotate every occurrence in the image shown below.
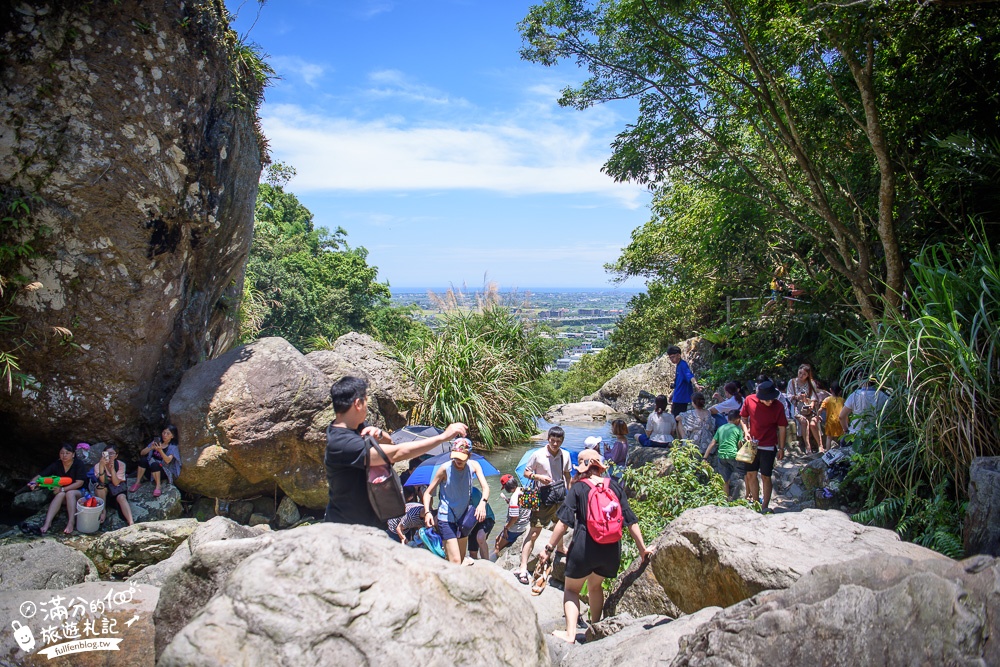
[324,376,467,528]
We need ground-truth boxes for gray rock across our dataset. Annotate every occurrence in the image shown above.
[626,446,673,477]
[130,517,267,588]
[965,456,1000,557]
[275,496,301,529]
[604,557,681,619]
[86,519,198,578]
[0,0,262,455]
[0,582,159,667]
[12,489,48,513]
[588,337,714,414]
[563,607,721,666]
[0,539,99,590]
[190,497,219,522]
[169,337,334,509]
[227,500,254,525]
[799,457,828,492]
[647,506,947,615]
[125,480,183,523]
[306,332,420,431]
[158,523,549,666]
[673,554,1000,666]
[544,401,626,423]
[248,512,271,527]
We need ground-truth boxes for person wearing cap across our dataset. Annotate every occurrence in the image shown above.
[584,421,628,479]
[492,473,530,560]
[739,378,788,513]
[538,449,651,644]
[422,437,490,564]
[324,375,467,528]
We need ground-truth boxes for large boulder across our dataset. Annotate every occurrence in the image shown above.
[674,554,1000,666]
[129,516,267,588]
[169,337,335,509]
[560,607,721,667]
[646,506,946,615]
[544,401,626,424]
[0,0,262,460]
[0,539,99,591]
[588,337,714,414]
[965,456,1000,557]
[157,523,550,666]
[86,519,198,578]
[305,332,420,431]
[0,581,159,667]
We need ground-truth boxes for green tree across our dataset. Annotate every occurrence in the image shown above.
[520,0,1000,322]
[240,182,417,351]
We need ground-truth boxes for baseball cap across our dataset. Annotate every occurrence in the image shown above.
[500,474,515,486]
[450,438,472,461]
[583,436,602,448]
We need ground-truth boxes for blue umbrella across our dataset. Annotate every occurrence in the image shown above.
[403,451,500,487]
[514,447,580,487]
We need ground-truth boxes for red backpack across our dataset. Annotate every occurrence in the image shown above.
[582,477,623,544]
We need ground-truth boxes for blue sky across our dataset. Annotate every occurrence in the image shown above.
[227,1,652,290]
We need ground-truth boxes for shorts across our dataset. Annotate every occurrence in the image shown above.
[500,527,524,544]
[715,457,742,481]
[637,434,672,449]
[437,519,464,542]
[468,517,496,553]
[671,402,688,416]
[530,503,560,528]
[744,448,777,477]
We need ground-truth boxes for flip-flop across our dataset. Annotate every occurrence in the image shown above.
[128,483,141,493]
[152,488,162,498]
[515,571,530,585]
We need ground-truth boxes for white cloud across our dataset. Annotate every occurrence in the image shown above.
[262,102,647,208]
[366,69,470,106]
[270,55,326,87]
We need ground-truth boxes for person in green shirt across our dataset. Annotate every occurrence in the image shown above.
[704,410,743,497]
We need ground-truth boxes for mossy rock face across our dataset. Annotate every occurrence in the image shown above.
[86,519,198,577]
[0,0,263,459]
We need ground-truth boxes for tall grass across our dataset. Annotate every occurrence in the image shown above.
[404,306,549,449]
[841,229,1000,555]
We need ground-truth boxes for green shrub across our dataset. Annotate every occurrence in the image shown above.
[404,306,549,449]
[616,442,753,577]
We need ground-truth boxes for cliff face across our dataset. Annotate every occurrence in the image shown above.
[0,0,262,462]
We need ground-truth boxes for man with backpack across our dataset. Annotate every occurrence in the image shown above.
[537,449,653,644]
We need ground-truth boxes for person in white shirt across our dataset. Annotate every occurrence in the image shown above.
[639,395,676,448]
[839,380,890,435]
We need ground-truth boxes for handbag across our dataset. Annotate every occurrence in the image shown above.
[364,435,406,523]
[538,480,567,507]
[735,438,758,464]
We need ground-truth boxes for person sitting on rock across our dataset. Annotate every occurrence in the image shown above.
[324,375,467,528]
[467,485,495,561]
[492,474,530,561]
[516,426,572,585]
[638,394,676,448]
[94,444,134,527]
[422,438,490,564]
[678,392,716,457]
[30,444,88,534]
[387,489,425,544]
[129,425,181,498]
[538,449,652,644]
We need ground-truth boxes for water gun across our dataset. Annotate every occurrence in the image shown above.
[33,476,73,490]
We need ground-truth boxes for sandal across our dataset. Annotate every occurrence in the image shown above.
[514,571,530,585]
[530,559,553,596]
[152,488,161,498]
[128,483,141,493]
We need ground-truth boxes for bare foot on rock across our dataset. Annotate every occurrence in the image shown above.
[551,629,575,644]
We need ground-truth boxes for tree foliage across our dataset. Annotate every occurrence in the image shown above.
[520,0,1000,322]
[240,179,420,351]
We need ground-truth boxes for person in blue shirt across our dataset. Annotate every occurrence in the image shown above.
[667,345,701,416]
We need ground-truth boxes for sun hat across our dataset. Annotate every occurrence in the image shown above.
[450,438,472,461]
[755,380,780,401]
[574,449,608,474]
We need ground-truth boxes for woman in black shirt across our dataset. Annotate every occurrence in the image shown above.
[538,449,653,644]
[30,444,88,534]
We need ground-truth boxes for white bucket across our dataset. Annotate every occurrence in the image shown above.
[75,497,105,534]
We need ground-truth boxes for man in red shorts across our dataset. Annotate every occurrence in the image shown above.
[740,379,787,513]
